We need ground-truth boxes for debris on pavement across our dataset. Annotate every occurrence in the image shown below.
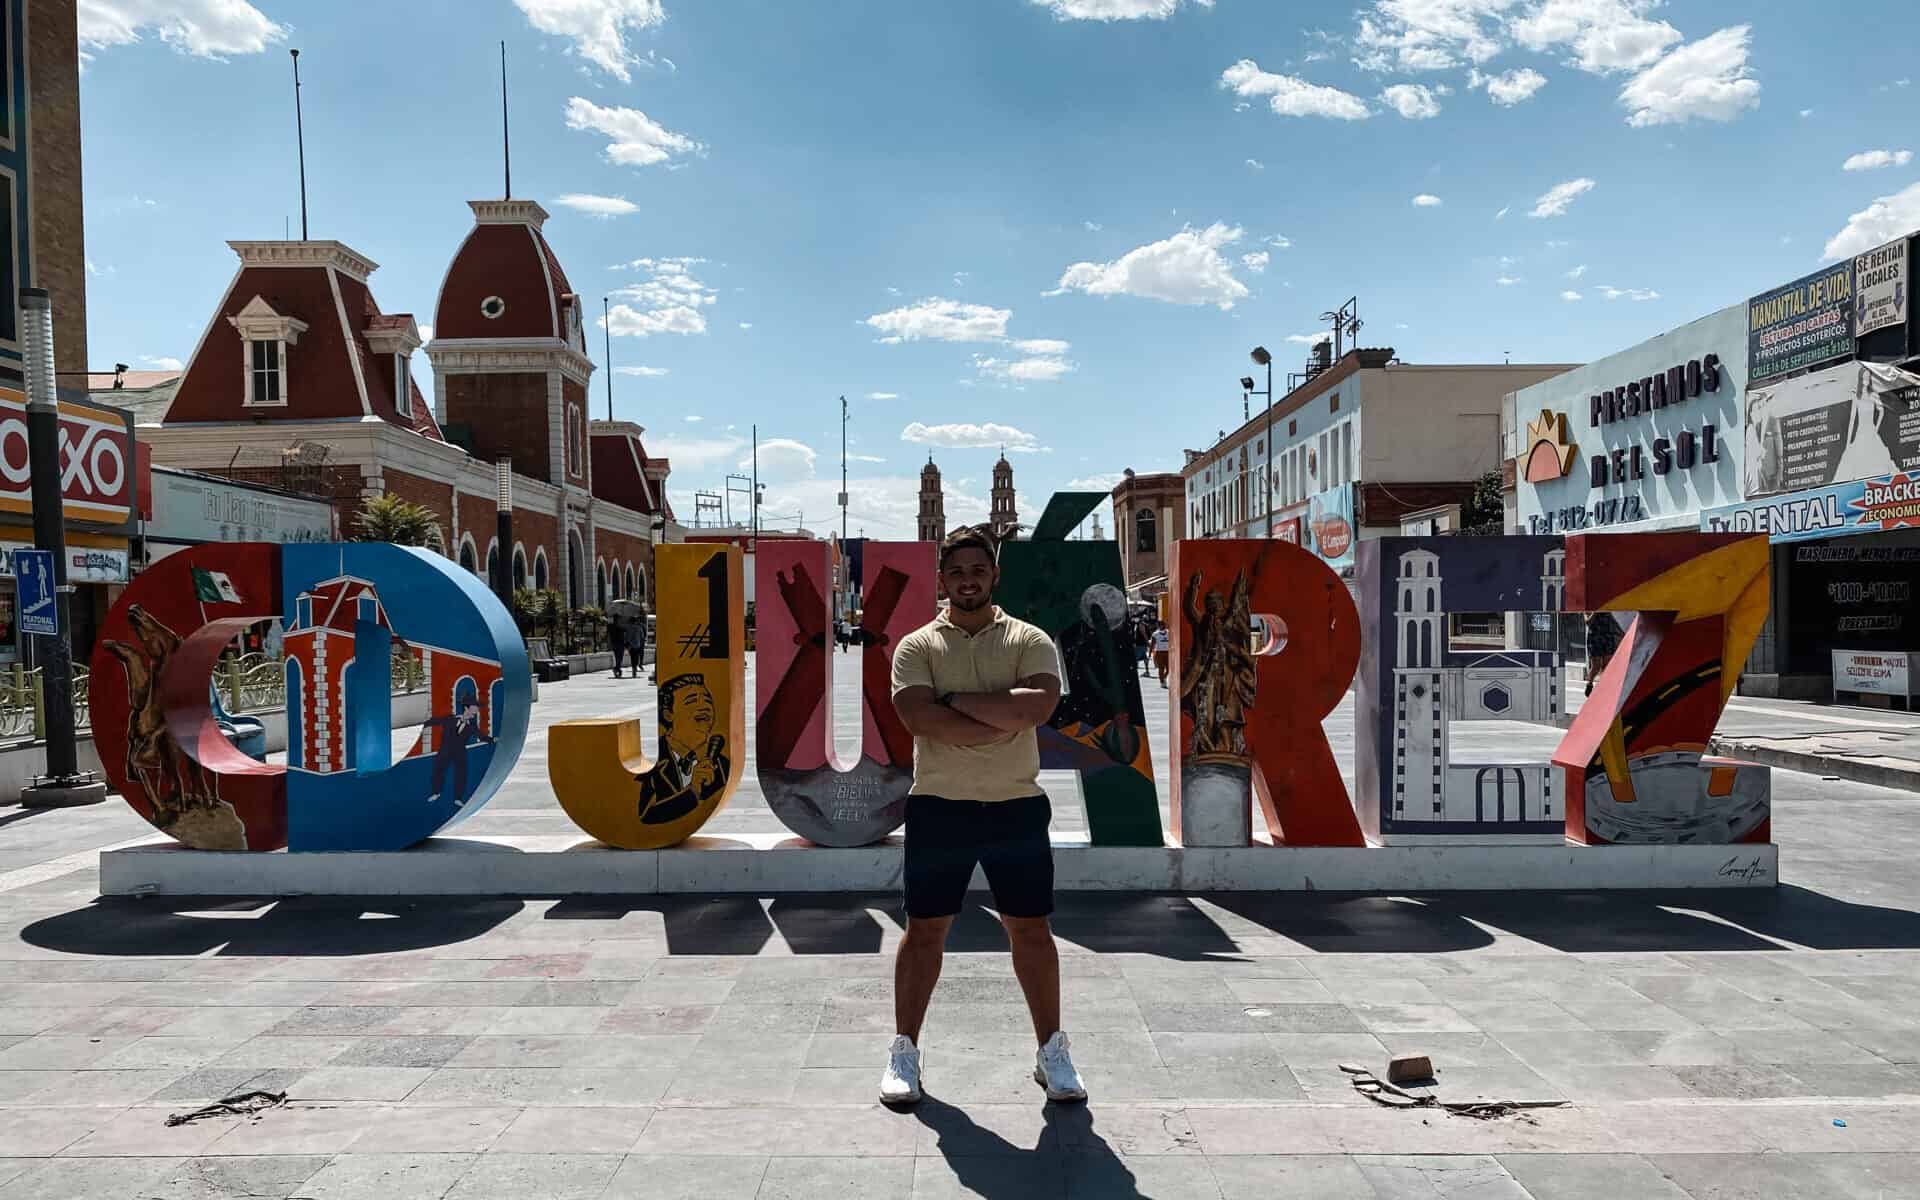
[1339,1063,1570,1122]
[1387,1053,1434,1085]
[166,1090,289,1127]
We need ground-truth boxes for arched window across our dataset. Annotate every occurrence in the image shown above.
[533,548,550,592]
[625,563,636,600]
[634,564,648,605]
[597,561,608,609]
[1135,507,1157,553]
[458,538,478,575]
[487,542,499,585]
[512,546,528,591]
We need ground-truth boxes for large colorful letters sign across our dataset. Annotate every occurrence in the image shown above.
[550,543,746,849]
[89,542,530,851]
[754,540,932,846]
[997,493,1162,846]
[1168,538,1365,848]
[1553,532,1772,845]
[1355,536,1568,844]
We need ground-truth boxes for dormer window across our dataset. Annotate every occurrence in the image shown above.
[365,315,424,423]
[228,296,308,409]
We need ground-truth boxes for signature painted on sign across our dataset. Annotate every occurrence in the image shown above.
[1716,855,1769,883]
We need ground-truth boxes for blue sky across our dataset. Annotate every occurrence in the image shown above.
[77,0,1920,539]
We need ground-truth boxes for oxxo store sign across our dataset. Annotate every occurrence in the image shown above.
[1517,305,1747,537]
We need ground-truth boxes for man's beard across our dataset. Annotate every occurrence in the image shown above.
[951,592,991,612]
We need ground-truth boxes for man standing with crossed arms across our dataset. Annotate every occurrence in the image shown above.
[881,525,1086,1105]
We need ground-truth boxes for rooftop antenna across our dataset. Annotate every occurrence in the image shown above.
[290,49,308,240]
[500,40,512,199]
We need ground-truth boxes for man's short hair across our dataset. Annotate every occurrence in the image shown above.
[659,672,709,720]
[939,525,998,570]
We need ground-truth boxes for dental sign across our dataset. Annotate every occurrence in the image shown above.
[1525,353,1725,534]
[0,388,137,531]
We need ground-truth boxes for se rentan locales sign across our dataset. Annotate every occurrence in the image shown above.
[1855,237,1909,339]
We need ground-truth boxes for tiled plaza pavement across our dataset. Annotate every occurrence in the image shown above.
[3,652,1919,1197]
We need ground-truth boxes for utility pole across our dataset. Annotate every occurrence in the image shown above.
[602,296,614,420]
[18,289,105,807]
[750,424,759,552]
[290,50,308,239]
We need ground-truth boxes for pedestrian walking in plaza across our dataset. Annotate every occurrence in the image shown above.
[882,525,1086,1106]
[1150,622,1171,688]
[608,599,646,680]
[1133,616,1152,671]
[1584,610,1621,697]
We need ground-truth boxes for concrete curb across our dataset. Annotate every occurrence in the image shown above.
[1708,738,1920,793]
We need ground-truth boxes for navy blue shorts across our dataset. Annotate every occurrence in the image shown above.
[903,794,1054,920]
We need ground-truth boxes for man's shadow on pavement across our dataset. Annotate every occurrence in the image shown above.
[909,1095,1140,1199]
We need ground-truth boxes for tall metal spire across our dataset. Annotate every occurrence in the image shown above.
[500,41,512,199]
[290,49,308,239]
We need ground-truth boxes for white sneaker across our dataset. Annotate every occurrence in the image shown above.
[1034,1031,1087,1102]
[880,1034,922,1104]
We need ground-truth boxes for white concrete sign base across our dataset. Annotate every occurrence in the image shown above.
[99,834,1779,897]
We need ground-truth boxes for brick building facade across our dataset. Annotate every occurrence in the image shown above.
[137,198,677,612]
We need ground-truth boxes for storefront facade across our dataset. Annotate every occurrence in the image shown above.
[1696,232,1920,698]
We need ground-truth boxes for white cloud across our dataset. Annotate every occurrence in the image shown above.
[1065,472,1126,491]
[514,0,666,82]
[1843,149,1914,172]
[140,354,185,370]
[564,97,703,168]
[616,365,671,376]
[1412,193,1444,207]
[901,421,1043,453]
[1470,66,1547,105]
[867,392,899,401]
[1822,180,1920,260]
[744,437,817,482]
[1566,263,1587,278]
[1240,250,1270,273]
[1351,0,1507,74]
[850,454,887,464]
[1618,25,1760,127]
[1011,338,1072,355]
[1496,275,1522,286]
[1380,83,1443,119]
[554,193,640,218]
[975,354,1076,383]
[1560,290,1583,301]
[685,415,702,422]
[1031,0,1213,19]
[1495,205,1510,219]
[1220,59,1371,120]
[1509,0,1680,73]
[738,322,753,330]
[1529,177,1596,218]
[865,298,1012,344]
[1246,157,1266,170]
[1047,222,1250,309]
[1084,220,1103,232]
[605,256,716,337]
[1266,234,1292,249]
[77,0,286,58]
[1597,285,1660,301]
[1285,331,1332,345]
[417,323,433,344]
[1799,108,1813,118]
[648,433,748,470]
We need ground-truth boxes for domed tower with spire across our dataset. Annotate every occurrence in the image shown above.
[989,450,1018,539]
[426,195,597,607]
[918,455,946,543]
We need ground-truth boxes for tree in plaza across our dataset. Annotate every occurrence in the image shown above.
[353,494,445,551]
[1460,468,1505,536]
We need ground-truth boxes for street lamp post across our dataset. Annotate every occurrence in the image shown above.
[1245,344,1274,535]
[494,457,514,609]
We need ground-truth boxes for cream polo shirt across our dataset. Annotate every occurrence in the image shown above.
[890,606,1061,801]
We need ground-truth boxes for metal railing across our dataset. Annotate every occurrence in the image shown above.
[1,647,427,743]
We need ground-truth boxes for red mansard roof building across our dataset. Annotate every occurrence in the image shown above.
[139,199,679,611]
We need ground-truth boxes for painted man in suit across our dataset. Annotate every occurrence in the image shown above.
[637,673,731,825]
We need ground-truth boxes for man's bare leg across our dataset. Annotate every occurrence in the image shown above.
[1002,914,1061,1043]
[894,915,953,1044]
